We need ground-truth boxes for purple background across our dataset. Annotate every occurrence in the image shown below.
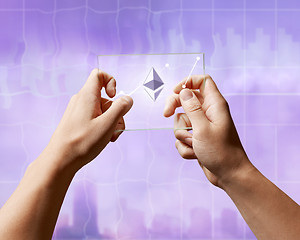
[1,0,300,239]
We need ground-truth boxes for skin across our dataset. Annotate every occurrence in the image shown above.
[0,69,133,239]
[0,70,299,239]
[164,75,300,240]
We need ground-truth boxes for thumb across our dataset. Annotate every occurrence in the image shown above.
[99,96,133,131]
[179,89,209,131]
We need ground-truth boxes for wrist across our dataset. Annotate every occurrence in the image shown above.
[26,142,78,187]
[47,136,84,173]
[218,153,257,191]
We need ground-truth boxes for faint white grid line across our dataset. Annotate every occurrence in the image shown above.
[147,0,154,53]
[178,160,185,240]
[211,3,215,238]
[115,0,122,53]
[20,0,30,186]
[0,181,20,184]
[2,2,300,239]
[21,0,26,65]
[275,0,278,67]
[236,123,300,127]
[179,0,185,53]
[210,184,215,240]
[276,181,300,184]
[0,68,11,108]
[243,0,246,239]
[84,0,90,64]
[0,122,56,129]
[1,177,299,187]
[145,78,156,240]
[0,91,52,97]
[275,126,278,182]
[209,65,300,69]
[82,178,92,239]
[52,0,59,69]
[145,128,155,240]
[144,98,156,240]
[51,92,61,134]
[0,176,193,187]
[3,63,300,73]
[4,7,300,14]
[0,90,70,99]
[212,0,215,35]
[179,1,184,239]
[82,177,208,188]
[0,63,91,71]
[19,124,29,181]
[224,92,300,96]
[114,141,124,240]
[82,87,92,239]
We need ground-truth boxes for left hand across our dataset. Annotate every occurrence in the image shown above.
[49,69,133,172]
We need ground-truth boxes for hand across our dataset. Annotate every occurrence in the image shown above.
[49,69,133,172]
[164,75,253,188]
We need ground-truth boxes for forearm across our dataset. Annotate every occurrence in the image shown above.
[0,69,131,239]
[0,144,76,240]
[222,160,300,240]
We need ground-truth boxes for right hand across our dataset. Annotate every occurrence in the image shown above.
[164,75,253,188]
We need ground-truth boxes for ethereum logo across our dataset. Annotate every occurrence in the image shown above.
[143,67,164,101]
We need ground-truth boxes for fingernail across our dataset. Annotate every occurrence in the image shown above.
[180,89,193,101]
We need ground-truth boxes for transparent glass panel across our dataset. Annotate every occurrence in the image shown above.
[97,53,205,131]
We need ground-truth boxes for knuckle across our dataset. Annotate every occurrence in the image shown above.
[218,98,230,110]
[110,134,118,142]
[92,68,99,75]
[175,140,180,149]
[188,103,203,113]
[181,113,190,125]
[174,129,179,138]
[119,98,130,109]
[70,94,78,102]
[174,113,184,125]
[170,95,178,106]
[181,147,191,159]
[111,77,116,86]
[193,125,210,138]
[178,112,187,120]
[204,74,212,80]
[121,119,125,130]
[174,112,182,121]
[175,140,192,159]
[174,113,191,137]
[174,129,183,139]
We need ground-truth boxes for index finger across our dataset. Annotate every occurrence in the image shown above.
[83,68,116,98]
[173,74,208,94]
[98,69,116,98]
[164,94,181,118]
[164,90,203,118]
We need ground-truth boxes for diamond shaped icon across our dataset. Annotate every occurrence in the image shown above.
[143,67,164,101]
